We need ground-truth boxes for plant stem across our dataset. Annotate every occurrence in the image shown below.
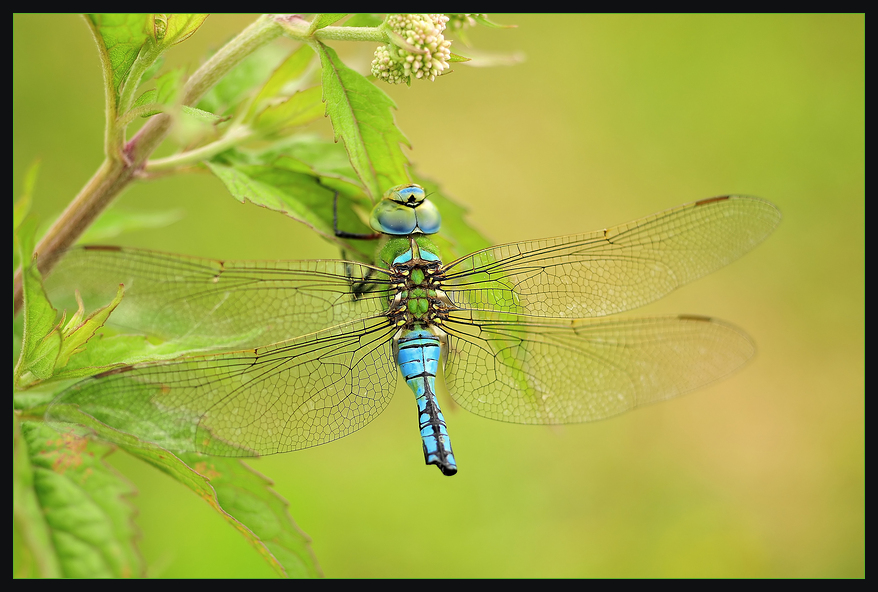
[13,14,395,314]
[12,15,286,315]
[146,125,255,172]
[13,158,129,313]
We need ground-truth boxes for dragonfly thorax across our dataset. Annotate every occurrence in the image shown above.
[385,238,454,329]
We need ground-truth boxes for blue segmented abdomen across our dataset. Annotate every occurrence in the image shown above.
[395,328,457,476]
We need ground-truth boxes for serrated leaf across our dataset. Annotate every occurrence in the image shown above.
[249,45,315,119]
[253,135,360,182]
[255,86,325,133]
[205,153,375,261]
[13,415,61,578]
[56,285,125,370]
[308,14,347,34]
[15,220,62,384]
[198,44,289,117]
[314,42,411,201]
[42,406,320,578]
[448,52,471,63]
[85,14,151,105]
[177,454,322,578]
[15,421,142,578]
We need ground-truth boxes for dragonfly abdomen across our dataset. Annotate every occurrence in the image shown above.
[395,327,457,476]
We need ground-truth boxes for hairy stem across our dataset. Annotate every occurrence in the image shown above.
[13,15,285,314]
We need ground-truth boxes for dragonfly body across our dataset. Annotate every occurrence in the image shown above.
[381,231,459,475]
[46,185,781,475]
[396,328,456,475]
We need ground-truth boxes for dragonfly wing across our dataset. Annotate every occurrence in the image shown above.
[441,196,780,319]
[442,312,754,424]
[45,247,392,348]
[47,316,399,456]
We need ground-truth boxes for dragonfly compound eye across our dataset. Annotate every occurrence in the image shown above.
[385,183,426,206]
[370,185,441,235]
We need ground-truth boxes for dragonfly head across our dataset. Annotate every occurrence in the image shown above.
[370,183,441,236]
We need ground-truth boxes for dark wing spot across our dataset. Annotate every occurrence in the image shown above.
[83,245,123,251]
[695,196,731,207]
[678,314,713,322]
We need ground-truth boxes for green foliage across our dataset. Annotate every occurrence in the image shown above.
[85,14,152,103]
[13,13,511,578]
[14,421,141,577]
[15,220,62,383]
[316,42,410,201]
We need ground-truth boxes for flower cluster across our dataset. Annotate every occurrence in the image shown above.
[371,14,452,84]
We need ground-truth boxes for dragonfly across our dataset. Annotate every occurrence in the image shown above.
[46,185,780,476]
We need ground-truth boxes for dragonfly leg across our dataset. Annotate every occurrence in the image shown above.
[342,260,378,300]
[333,192,383,299]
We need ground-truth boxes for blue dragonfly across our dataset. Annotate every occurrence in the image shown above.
[46,185,780,475]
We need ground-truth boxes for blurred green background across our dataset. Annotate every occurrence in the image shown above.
[13,14,863,578]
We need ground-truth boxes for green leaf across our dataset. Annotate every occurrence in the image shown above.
[308,14,347,34]
[42,406,320,578]
[198,44,290,117]
[249,45,315,119]
[181,105,226,124]
[148,14,208,48]
[131,68,187,118]
[84,14,151,106]
[314,42,411,201]
[411,174,492,262]
[49,331,258,383]
[132,88,157,110]
[55,285,125,369]
[13,417,61,578]
[343,14,384,28]
[176,453,323,578]
[154,67,184,105]
[14,220,61,384]
[254,86,325,133]
[140,54,165,82]
[14,421,142,578]
[206,147,375,261]
[254,135,362,182]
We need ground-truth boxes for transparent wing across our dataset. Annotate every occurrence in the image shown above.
[45,246,394,348]
[442,312,754,424]
[47,316,399,456]
[441,196,780,318]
